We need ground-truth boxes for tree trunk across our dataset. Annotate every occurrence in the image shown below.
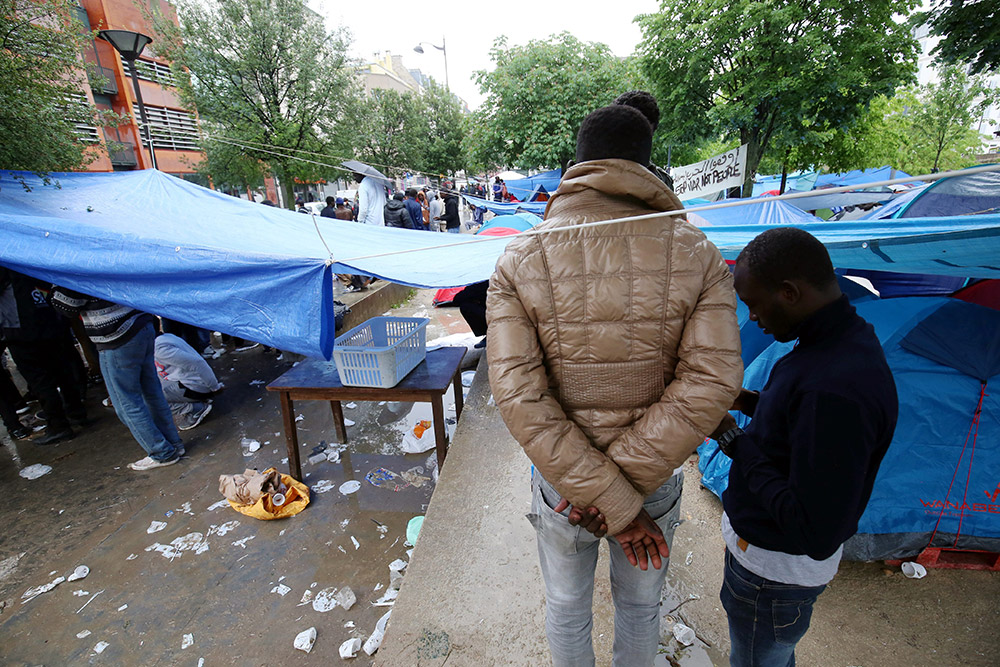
[779,163,789,194]
[741,134,763,198]
[278,166,295,210]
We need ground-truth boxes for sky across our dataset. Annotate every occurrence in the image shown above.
[311,0,662,110]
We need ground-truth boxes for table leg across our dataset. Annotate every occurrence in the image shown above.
[431,395,448,471]
[453,367,465,420]
[279,392,302,480]
[329,401,348,443]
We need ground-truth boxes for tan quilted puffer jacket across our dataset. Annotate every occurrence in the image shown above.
[486,159,743,534]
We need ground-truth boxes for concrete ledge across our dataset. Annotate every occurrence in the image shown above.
[375,358,549,665]
[338,281,412,334]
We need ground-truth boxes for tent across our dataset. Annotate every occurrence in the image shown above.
[687,198,823,227]
[462,194,547,216]
[477,211,542,234]
[502,169,562,202]
[699,296,1000,561]
[6,168,1000,359]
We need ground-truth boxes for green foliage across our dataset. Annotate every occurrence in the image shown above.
[354,88,428,177]
[418,80,467,177]
[152,0,360,208]
[637,0,919,195]
[470,32,637,172]
[0,0,116,175]
[924,0,1000,75]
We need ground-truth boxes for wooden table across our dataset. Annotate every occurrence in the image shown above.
[266,347,466,480]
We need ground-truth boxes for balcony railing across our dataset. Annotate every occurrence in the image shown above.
[106,138,138,167]
[88,65,118,96]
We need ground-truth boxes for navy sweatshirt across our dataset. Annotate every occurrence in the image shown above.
[723,295,898,560]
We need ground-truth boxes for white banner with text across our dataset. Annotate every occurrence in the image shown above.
[671,145,748,200]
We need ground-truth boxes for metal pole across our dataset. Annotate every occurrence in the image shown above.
[127,58,157,170]
[441,36,449,92]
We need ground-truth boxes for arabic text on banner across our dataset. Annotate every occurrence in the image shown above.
[672,145,748,200]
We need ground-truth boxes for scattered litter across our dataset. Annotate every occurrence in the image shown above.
[389,559,408,573]
[73,590,89,597]
[326,450,341,463]
[293,627,317,653]
[214,520,240,536]
[312,480,336,494]
[351,536,360,550]
[363,610,392,655]
[308,452,327,465]
[344,620,355,628]
[374,583,384,592]
[281,458,288,465]
[378,401,386,406]
[338,545,347,554]
[249,379,266,385]
[345,402,357,409]
[461,370,475,387]
[147,521,168,534]
[373,588,398,606]
[241,438,262,457]
[272,583,291,596]
[177,502,194,515]
[401,468,430,488]
[685,551,694,566]
[298,590,314,606]
[312,587,339,613]
[93,641,109,654]
[126,554,137,561]
[335,586,357,611]
[181,633,194,649]
[146,532,208,560]
[400,421,436,454]
[67,565,90,582]
[341,518,351,529]
[366,467,408,491]
[339,637,362,659]
[19,464,52,480]
[339,480,361,495]
[295,414,305,422]
[672,622,696,646]
[76,630,92,639]
[22,575,65,602]
[901,562,928,579]
[117,604,128,611]
[406,516,425,546]
[232,536,255,549]
[76,589,104,613]
[0,552,25,581]
[344,418,356,427]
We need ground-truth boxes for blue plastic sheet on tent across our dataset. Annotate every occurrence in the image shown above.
[6,169,1000,359]
[502,169,561,202]
[477,211,541,234]
[866,170,1000,220]
[813,166,915,189]
[462,194,547,216]
[699,297,1000,560]
[751,171,819,196]
[687,198,823,227]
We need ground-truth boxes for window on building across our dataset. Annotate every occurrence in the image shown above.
[64,93,100,143]
[139,104,200,151]
[120,55,178,87]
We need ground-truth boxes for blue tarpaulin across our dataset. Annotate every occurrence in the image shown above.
[5,169,1000,359]
[502,169,562,202]
[462,194,547,216]
[687,198,822,227]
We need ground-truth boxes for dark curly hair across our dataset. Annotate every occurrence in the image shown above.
[736,227,836,290]
[614,90,660,132]
[575,105,653,165]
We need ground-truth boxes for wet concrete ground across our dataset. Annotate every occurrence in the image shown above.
[0,288,474,665]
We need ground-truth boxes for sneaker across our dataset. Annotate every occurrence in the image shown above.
[9,425,31,440]
[33,427,74,446]
[128,455,180,471]
[15,404,30,416]
[234,342,260,352]
[102,396,113,408]
[177,403,212,431]
[474,337,487,349]
[202,345,224,359]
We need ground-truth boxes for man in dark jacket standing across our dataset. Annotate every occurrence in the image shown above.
[710,227,898,667]
[436,182,461,233]
[383,193,413,229]
[0,268,87,445]
[403,188,425,230]
[320,196,338,218]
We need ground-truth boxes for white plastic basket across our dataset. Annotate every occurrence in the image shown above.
[331,316,429,388]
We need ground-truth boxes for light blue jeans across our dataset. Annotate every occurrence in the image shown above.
[99,322,182,462]
[447,227,460,233]
[528,472,683,666]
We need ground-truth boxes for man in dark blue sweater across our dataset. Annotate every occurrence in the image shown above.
[710,228,897,667]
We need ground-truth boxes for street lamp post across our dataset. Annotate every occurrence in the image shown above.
[97,29,158,170]
[413,36,449,91]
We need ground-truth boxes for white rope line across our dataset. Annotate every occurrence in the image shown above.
[308,210,335,262]
[330,162,1000,265]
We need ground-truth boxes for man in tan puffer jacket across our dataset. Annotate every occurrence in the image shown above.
[486,105,742,666]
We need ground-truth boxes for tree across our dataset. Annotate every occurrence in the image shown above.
[418,80,466,177]
[152,0,359,208]
[0,0,120,176]
[925,0,1000,75]
[637,0,920,195]
[471,32,637,173]
[354,88,428,177]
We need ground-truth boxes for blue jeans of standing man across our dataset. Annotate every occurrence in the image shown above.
[99,322,182,462]
[528,472,683,666]
[720,549,827,667]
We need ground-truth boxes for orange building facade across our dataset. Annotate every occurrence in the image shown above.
[72,0,204,179]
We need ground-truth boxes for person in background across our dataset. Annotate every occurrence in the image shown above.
[711,227,898,667]
[154,332,222,431]
[486,105,742,666]
[416,190,431,230]
[452,281,488,348]
[354,172,386,226]
[51,288,184,470]
[492,177,503,202]
[320,196,338,218]
[404,188,425,231]
[334,197,353,221]
[428,190,443,229]
[0,268,88,445]
[384,192,414,229]
[436,181,461,233]
[0,343,31,440]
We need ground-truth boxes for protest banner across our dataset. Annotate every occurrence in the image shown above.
[671,145,748,200]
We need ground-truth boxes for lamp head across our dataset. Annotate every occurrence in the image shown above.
[97,30,152,61]
[413,45,425,54]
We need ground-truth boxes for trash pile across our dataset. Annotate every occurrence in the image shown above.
[217,467,310,519]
